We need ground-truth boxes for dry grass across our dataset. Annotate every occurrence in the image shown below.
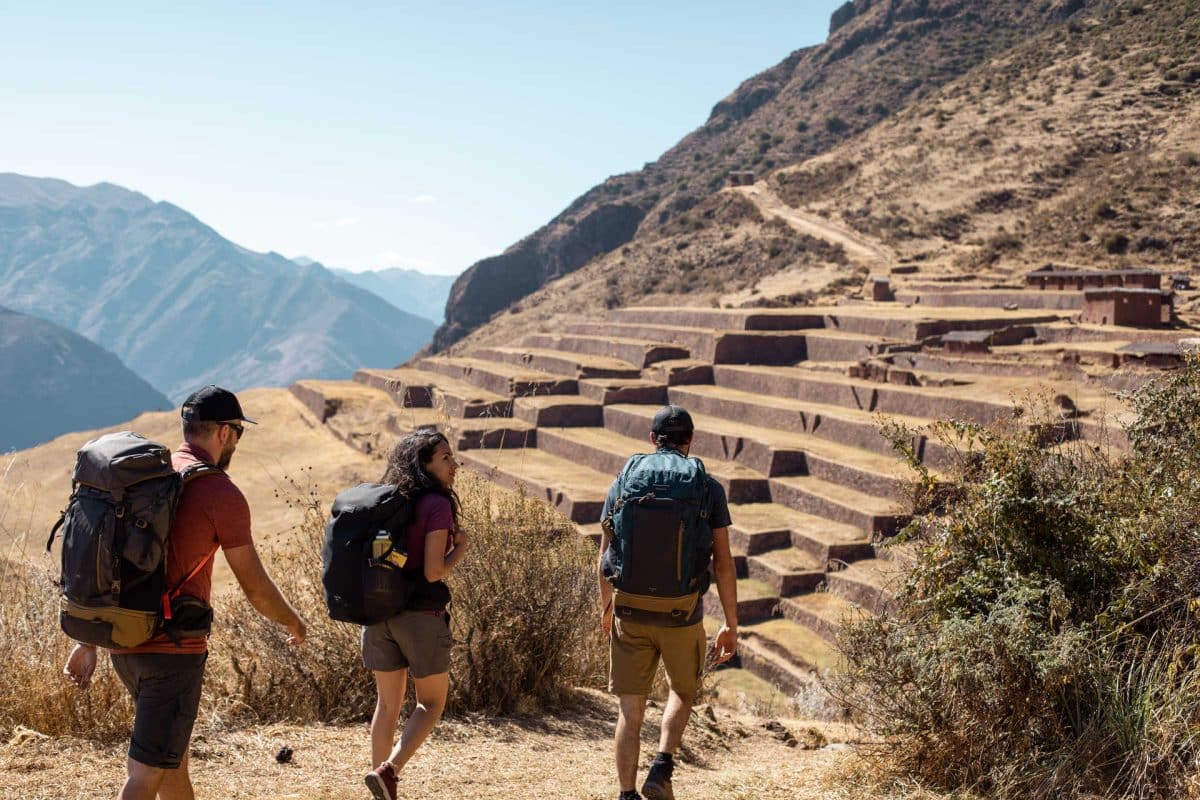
[0,387,381,570]
[209,468,605,722]
[0,558,133,743]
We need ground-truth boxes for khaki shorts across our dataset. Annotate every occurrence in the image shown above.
[608,618,706,697]
[362,611,452,677]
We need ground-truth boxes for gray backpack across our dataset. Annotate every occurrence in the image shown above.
[46,431,218,648]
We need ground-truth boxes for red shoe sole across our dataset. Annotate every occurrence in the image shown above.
[365,772,396,800]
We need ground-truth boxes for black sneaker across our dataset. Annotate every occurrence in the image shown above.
[618,792,642,800]
[641,760,674,800]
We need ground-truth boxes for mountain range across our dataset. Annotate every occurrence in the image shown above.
[328,266,455,324]
[0,306,170,451]
[435,0,1199,351]
[0,174,435,401]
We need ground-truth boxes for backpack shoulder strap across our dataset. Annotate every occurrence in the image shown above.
[383,490,416,540]
[613,453,648,509]
[179,461,222,484]
[162,543,219,620]
[161,459,223,620]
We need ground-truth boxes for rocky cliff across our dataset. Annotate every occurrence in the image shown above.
[433,0,1094,350]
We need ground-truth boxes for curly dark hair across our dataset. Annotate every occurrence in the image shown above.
[380,427,460,526]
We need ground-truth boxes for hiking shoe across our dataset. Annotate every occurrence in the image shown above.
[641,760,675,800]
[365,761,397,800]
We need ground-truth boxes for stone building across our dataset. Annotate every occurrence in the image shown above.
[1026,267,1163,291]
[1080,288,1171,327]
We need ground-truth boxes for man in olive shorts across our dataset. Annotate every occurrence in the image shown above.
[597,406,739,800]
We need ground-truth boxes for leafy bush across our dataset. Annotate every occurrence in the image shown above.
[832,362,1200,799]
[825,115,849,134]
[1102,232,1131,254]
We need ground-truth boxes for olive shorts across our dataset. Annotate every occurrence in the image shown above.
[362,610,452,677]
[608,618,706,697]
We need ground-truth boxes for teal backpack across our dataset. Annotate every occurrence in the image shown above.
[601,448,713,625]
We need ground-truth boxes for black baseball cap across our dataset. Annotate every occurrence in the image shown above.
[181,385,257,424]
[651,405,694,435]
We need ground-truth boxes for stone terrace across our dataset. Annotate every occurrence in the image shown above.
[291,280,1190,693]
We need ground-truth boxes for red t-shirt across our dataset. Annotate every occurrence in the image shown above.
[113,443,253,655]
[404,493,455,571]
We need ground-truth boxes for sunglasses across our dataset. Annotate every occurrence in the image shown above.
[223,422,245,440]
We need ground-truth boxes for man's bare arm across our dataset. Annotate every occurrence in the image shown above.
[224,543,307,645]
[710,526,738,663]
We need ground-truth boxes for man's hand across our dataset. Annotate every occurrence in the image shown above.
[711,625,738,666]
[285,616,307,647]
[63,644,97,688]
[600,602,614,637]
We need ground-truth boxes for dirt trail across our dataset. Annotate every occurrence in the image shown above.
[736,184,893,266]
[0,692,860,799]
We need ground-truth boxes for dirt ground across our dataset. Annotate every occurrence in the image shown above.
[0,690,862,800]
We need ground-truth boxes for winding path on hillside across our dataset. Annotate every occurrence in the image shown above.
[736,184,894,266]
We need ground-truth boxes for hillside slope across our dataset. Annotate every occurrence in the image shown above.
[433,0,1099,349]
[447,0,1198,349]
[0,306,170,451]
[0,387,379,569]
[0,175,436,400]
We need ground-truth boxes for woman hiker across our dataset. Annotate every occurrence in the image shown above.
[364,428,470,800]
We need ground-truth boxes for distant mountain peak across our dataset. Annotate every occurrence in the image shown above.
[0,306,170,450]
[0,175,436,401]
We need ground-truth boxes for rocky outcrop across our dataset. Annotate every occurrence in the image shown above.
[433,201,647,350]
[432,0,1100,351]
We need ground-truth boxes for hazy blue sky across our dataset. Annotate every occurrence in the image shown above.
[1,2,844,275]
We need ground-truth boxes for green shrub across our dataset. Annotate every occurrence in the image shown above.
[1102,232,1131,254]
[825,115,849,134]
[832,362,1200,799]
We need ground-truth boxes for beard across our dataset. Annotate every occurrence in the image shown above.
[217,441,235,470]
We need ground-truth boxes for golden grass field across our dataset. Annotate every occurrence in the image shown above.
[1,387,382,589]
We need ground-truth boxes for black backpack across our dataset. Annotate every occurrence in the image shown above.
[321,483,416,625]
[601,448,714,626]
[46,431,220,648]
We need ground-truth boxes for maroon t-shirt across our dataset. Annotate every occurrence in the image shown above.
[403,493,455,611]
[113,443,253,655]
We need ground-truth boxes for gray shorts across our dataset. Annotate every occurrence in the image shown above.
[361,611,452,677]
[111,652,207,769]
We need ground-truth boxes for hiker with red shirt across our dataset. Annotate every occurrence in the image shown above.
[364,428,469,800]
[63,385,307,800]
